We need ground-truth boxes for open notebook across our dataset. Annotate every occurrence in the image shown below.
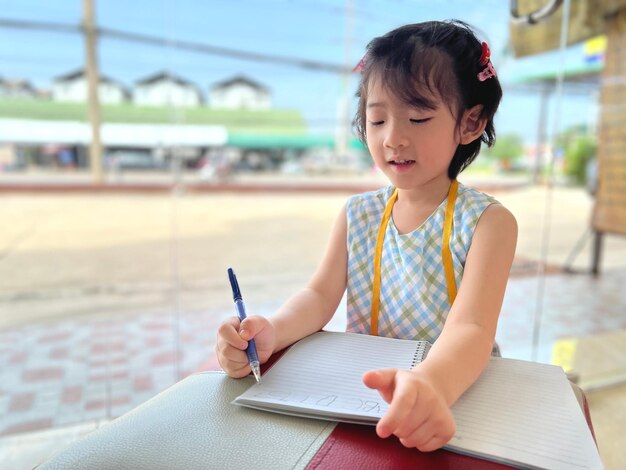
[233,331,603,470]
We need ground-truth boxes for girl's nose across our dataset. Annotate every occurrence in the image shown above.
[383,123,409,149]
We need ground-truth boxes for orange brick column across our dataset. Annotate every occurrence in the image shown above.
[591,8,626,272]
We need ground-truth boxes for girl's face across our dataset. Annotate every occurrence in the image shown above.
[365,79,460,190]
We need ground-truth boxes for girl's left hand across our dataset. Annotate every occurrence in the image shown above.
[362,368,456,452]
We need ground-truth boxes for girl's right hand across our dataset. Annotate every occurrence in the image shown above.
[216,315,276,378]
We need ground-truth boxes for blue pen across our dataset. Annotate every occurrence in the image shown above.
[227,268,261,383]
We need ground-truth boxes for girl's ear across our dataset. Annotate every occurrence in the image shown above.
[459,105,487,144]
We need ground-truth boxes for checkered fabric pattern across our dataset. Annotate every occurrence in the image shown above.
[345,183,497,342]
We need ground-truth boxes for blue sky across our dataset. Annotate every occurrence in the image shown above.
[0,0,600,144]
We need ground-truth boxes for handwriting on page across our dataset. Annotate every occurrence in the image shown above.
[250,389,383,414]
[243,332,422,419]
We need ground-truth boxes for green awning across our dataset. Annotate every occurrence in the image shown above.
[227,134,367,150]
[511,62,603,85]
[0,99,307,135]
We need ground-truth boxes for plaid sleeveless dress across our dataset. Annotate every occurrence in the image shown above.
[345,183,497,343]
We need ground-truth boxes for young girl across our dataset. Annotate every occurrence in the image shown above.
[216,20,517,452]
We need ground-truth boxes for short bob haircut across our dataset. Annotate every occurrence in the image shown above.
[354,20,503,179]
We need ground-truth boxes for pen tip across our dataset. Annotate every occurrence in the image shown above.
[251,364,261,383]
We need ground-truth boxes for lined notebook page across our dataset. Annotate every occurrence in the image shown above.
[448,357,603,470]
[234,331,427,422]
[234,332,603,469]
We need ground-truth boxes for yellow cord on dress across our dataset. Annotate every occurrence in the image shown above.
[370,188,398,336]
[370,181,458,336]
[442,179,459,305]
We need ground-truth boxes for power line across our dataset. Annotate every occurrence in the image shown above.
[0,18,352,74]
[100,26,349,73]
[0,18,78,33]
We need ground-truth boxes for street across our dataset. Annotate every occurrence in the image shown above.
[2,181,626,329]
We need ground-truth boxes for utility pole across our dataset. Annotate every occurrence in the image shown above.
[83,0,104,184]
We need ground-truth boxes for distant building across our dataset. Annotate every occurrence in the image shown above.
[35,89,53,100]
[134,71,203,107]
[0,77,38,98]
[52,69,130,104]
[209,75,271,110]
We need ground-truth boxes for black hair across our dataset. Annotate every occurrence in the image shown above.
[353,20,503,179]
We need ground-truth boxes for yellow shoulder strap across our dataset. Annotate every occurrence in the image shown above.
[442,179,459,305]
[370,181,459,336]
[370,188,398,336]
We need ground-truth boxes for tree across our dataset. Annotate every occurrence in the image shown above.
[564,135,597,186]
[484,134,524,171]
[554,125,597,186]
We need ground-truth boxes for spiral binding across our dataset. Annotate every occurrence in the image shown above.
[411,341,432,366]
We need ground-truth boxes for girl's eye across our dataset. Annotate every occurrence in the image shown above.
[409,118,431,124]
[368,120,385,126]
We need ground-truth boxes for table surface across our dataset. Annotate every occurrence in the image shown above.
[40,353,597,470]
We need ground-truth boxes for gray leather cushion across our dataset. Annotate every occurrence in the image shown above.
[39,372,336,470]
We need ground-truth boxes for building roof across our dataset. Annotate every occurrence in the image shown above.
[54,68,120,85]
[211,75,269,92]
[52,69,130,99]
[135,71,197,87]
[0,78,37,94]
[134,71,204,101]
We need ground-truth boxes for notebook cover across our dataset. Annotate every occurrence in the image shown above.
[306,422,515,470]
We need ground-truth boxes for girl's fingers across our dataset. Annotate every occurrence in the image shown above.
[397,412,455,451]
[217,344,250,374]
[217,317,247,350]
[239,316,266,341]
[377,374,418,437]
[399,431,445,452]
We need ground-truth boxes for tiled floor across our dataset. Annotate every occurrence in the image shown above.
[0,310,216,436]
[495,269,626,362]
[1,268,626,468]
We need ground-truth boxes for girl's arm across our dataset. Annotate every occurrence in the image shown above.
[416,202,518,404]
[364,202,517,451]
[217,204,348,376]
[269,204,349,352]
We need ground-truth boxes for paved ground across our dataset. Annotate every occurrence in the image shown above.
[2,171,624,330]
[1,170,625,468]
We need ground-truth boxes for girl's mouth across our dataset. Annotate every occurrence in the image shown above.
[388,159,416,172]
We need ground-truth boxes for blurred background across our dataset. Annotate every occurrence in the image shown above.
[1,0,625,468]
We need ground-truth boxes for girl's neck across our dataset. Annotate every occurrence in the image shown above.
[395,177,453,209]
[391,177,454,235]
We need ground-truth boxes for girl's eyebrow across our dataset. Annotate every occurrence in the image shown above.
[366,102,385,108]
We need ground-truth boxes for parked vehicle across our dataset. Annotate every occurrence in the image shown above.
[105,150,168,170]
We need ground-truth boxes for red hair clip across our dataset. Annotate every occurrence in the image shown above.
[477,42,496,81]
[479,42,491,65]
[478,62,496,81]
[353,56,366,73]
